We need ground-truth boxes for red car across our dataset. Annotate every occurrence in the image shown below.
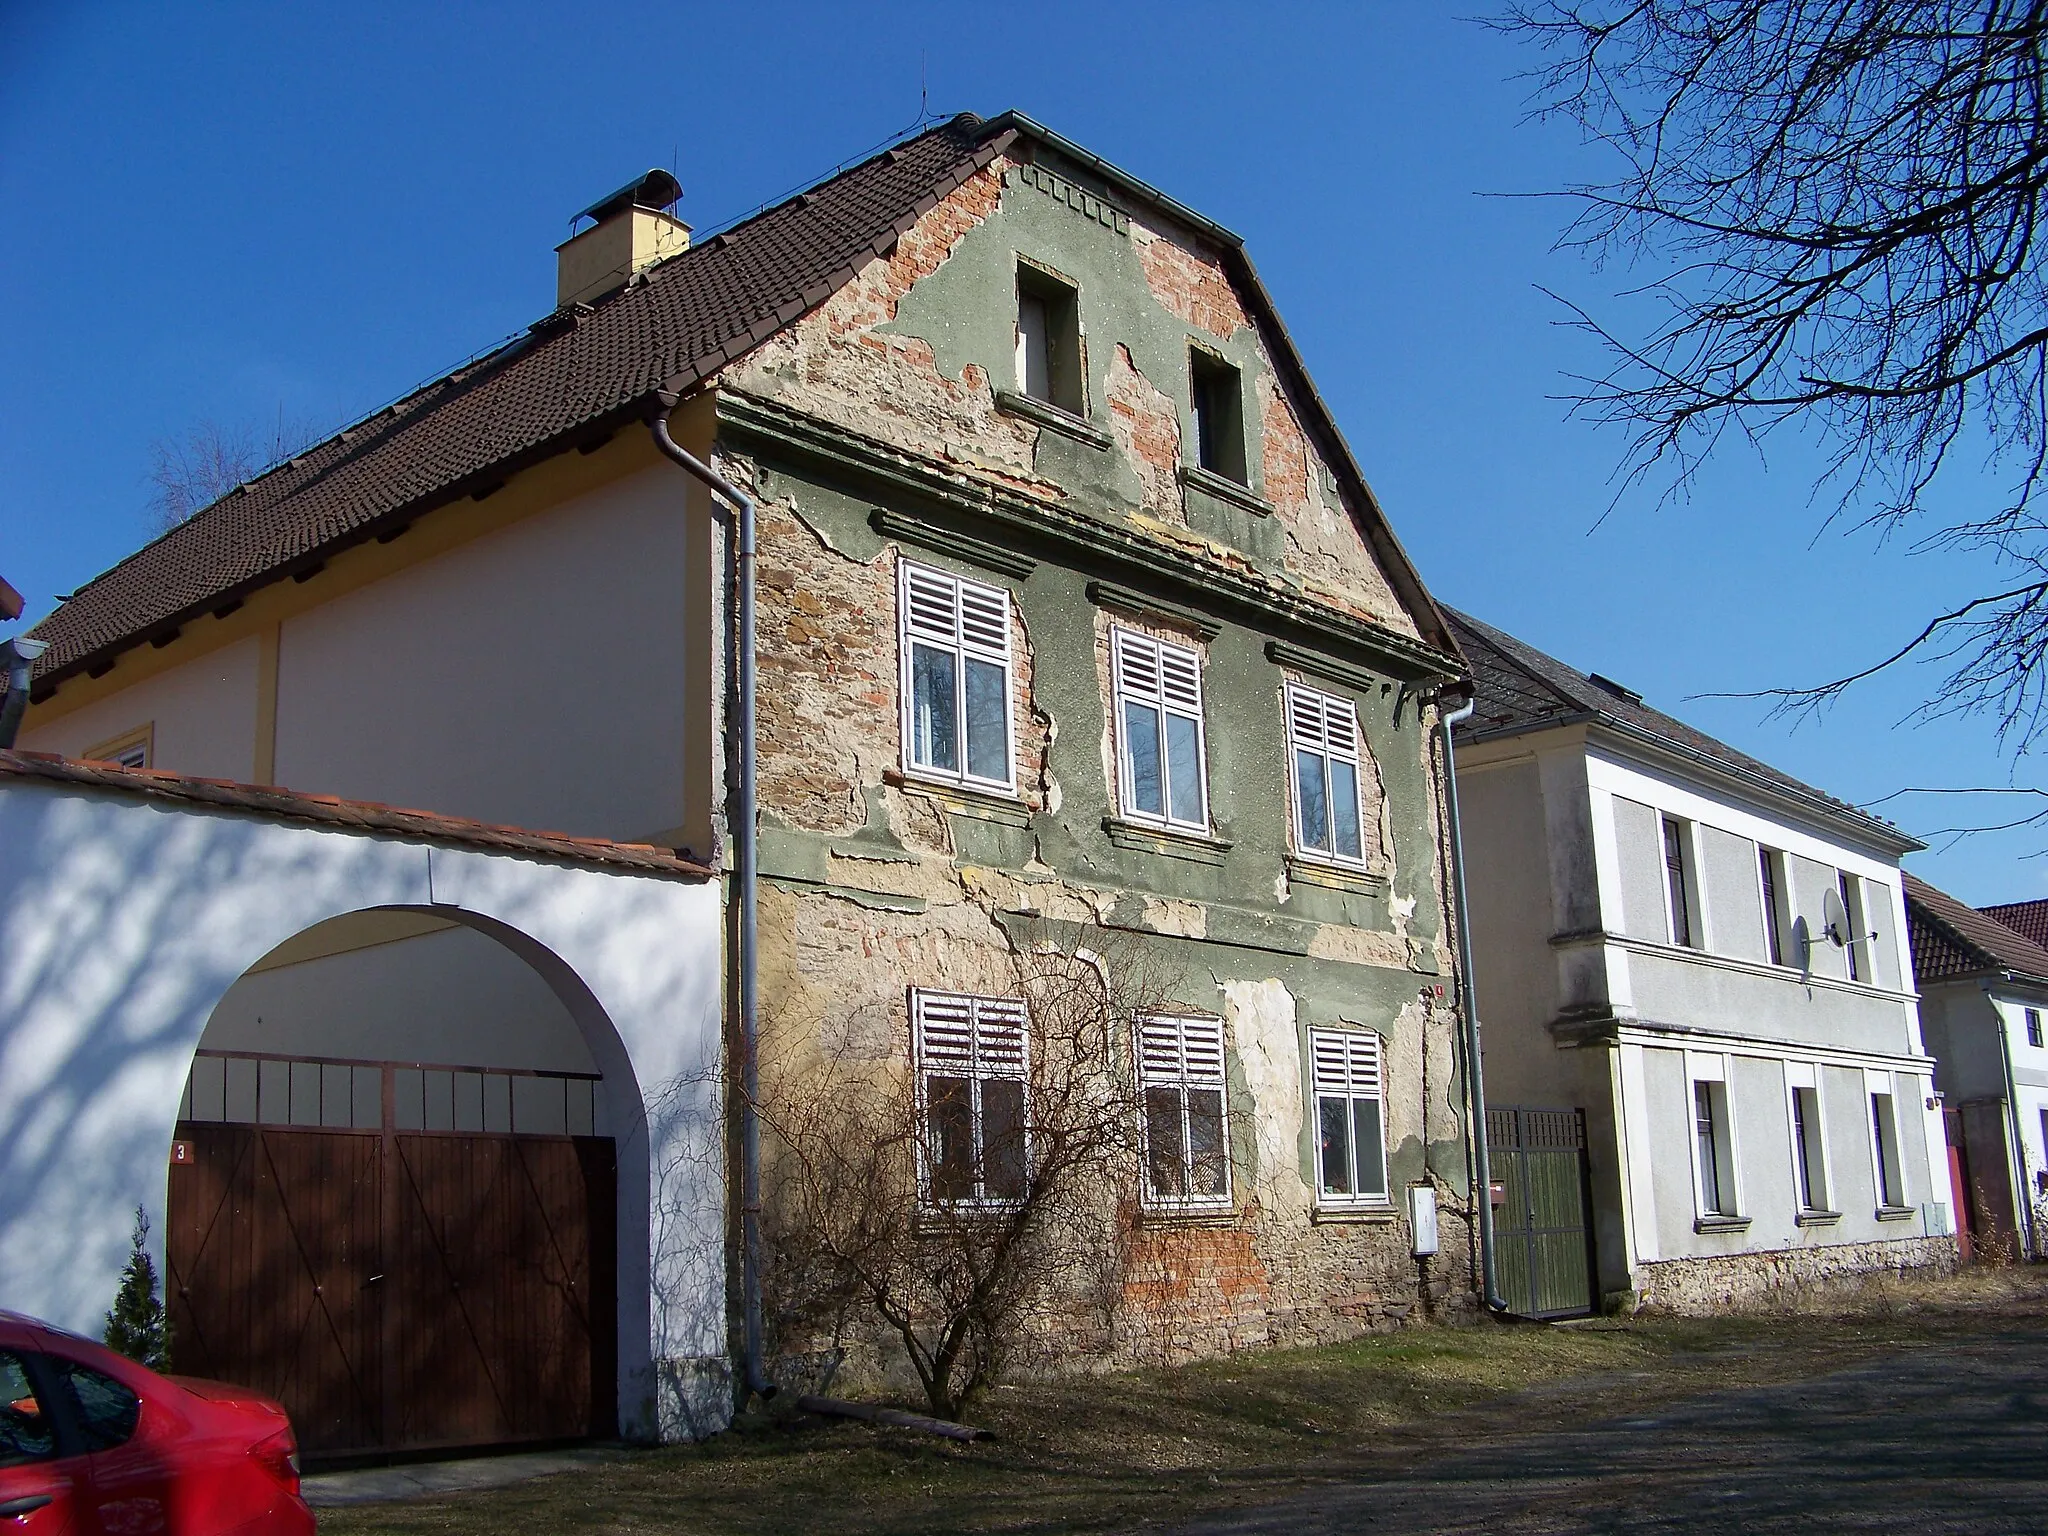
[0,1311,312,1534]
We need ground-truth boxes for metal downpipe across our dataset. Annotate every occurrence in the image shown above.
[649,400,773,1401]
[1440,694,1506,1312]
[0,637,49,749]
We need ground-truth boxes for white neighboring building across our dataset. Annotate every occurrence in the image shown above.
[1449,610,1954,1314]
[1905,875,2048,1260]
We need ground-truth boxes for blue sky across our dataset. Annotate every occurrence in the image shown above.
[2,3,2036,902]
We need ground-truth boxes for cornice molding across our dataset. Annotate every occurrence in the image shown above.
[869,508,1038,580]
[1087,581,1220,640]
[715,389,1461,685]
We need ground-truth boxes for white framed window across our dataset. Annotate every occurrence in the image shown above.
[1016,262,1083,413]
[898,559,1015,792]
[1839,871,1868,982]
[1784,1060,1832,1214]
[1867,1070,1906,1209]
[1137,1014,1231,1209]
[1286,683,1367,866]
[1688,1053,1738,1218]
[1662,815,1699,949]
[1758,846,1790,967]
[1112,627,1208,832]
[1310,1028,1388,1206]
[84,724,153,770]
[912,989,1029,1206]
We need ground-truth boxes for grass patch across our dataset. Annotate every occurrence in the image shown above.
[317,1267,2048,1535]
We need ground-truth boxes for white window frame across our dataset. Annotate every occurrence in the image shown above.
[1660,814,1703,950]
[1309,1027,1390,1208]
[1757,845,1791,968]
[84,723,153,770]
[1866,1069,1908,1210]
[1136,1014,1232,1212]
[1111,627,1209,834]
[1839,871,1869,983]
[1782,1059,1834,1215]
[897,559,1016,794]
[1687,1052,1740,1219]
[911,989,1031,1208]
[1285,682,1369,868]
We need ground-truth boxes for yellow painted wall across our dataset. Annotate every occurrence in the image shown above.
[18,635,261,780]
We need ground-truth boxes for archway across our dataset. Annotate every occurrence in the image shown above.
[0,773,726,1445]
[164,907,638,1458]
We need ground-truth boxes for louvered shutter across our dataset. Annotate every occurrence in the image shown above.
[913,990,1029,1077]
[1310,1029,1382,1100]
[1138,1015,1225,1086]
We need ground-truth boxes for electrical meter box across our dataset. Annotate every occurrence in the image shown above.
[1408,1183,1439,1257]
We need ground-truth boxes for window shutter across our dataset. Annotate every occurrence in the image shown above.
[1158,644,1202,714]
[1138,1015,1225,1086]
[958,582,1009,657]
[913,990,1028,1078]
[974,997,1028,1078]
[1114,629,1160,699]
[902,564,959,644]
[1288,684,1358,760]
[914,990,976,1070]
[1310,1030,1381,1098]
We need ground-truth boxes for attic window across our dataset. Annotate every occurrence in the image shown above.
[1189,349,1246,484]
[1016,263,1083,414]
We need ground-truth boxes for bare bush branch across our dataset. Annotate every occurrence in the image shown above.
[753,926,1178,1419]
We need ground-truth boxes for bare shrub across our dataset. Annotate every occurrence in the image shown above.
[755,927,1181,1419]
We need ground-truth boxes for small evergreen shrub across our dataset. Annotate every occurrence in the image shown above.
[104,1206,169,1371]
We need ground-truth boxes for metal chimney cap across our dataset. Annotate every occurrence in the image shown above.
[573,169,683,228]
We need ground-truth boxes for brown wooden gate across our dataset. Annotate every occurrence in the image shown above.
[166,1123,615,1458]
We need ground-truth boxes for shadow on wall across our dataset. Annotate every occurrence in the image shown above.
[0,784,725,1440]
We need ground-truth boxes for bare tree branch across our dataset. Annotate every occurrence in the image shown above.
[146,412,318,534]
[1497,2,2048,750]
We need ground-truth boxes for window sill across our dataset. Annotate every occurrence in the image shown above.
[1285,855,1388,898]
[1795,1209,1843,1227]
[1177,461,1275,517]
[1875,1205,1917,1223]
[1693,1214,1752,1234]
[886,769,1032,828]
[1313,1203,1398,1225]
[1138,1204,1238,1228]
[1102,817,1232,865]
[912,1203,1024,1235]
[994,388,1112,450]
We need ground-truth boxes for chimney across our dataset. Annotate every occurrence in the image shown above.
[555,169,689,308]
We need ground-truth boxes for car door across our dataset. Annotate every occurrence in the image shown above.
[40,1356,167,1536]
[0,1348,84,1533]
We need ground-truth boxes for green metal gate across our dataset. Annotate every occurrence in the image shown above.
[1488,1106,1595,1319]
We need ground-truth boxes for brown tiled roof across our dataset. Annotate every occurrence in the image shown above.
[0,749,710,880]
[27,116,1006,692]
[1982,896,2048,949]
[1904,872,2048,984]
[26,110,1461,698]
[1447,608,1920,854]
[0,576,20,623]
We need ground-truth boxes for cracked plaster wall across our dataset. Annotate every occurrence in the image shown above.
[711,145,1474,1361]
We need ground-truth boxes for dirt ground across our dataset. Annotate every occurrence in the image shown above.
[316,1268,2048,1535]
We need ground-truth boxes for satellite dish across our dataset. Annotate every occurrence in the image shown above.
[1821,886,1850,947]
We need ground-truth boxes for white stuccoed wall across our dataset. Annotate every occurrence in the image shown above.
[0,776,729,1441]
